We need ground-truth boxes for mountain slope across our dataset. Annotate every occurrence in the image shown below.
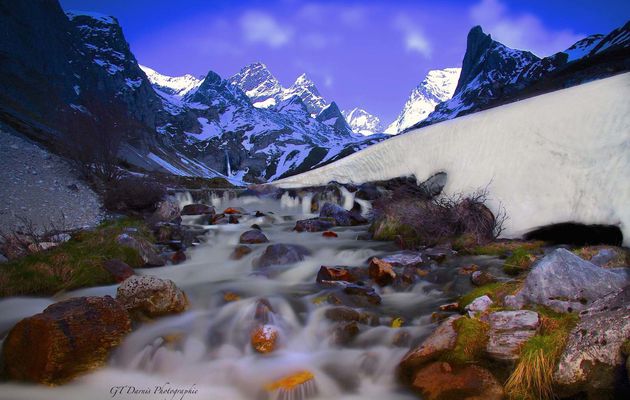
[275,73,630,245]
[343,108,383,136]
[385,68,460,134]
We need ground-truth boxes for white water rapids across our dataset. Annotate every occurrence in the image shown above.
[0,190,494,400]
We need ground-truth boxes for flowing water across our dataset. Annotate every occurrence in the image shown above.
[0,190,500,400]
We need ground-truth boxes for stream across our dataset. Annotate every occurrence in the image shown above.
[0,189,504,400]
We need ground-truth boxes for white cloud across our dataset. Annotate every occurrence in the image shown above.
[470,0,584,56]
[393,15,432,59]
[240,11,293,48]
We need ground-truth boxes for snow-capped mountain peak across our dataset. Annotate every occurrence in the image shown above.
[342,108,383,136]
[140,65,202,97]
[228,62,283,107]
[385,67,461,134]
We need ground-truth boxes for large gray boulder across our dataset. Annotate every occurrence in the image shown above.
[553,286,630,398]
[482,310,539,361]
[505,249,629,312]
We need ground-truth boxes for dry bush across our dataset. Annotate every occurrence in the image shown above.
[372,185,507,246]
[103,176,166,213]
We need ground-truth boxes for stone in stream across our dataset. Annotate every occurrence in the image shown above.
[116,275,188,319]
[1,296,131,385]
[322,231,338,238]
[224,207,246,215]
[116,233,166,267]
[465,295,493,316]
[319,202,367,226]
[331,321,360,345]
[410,362,504,400]
[554,286,630,398]
[251,324,279,353]
[181,203,215,216]
[317,266,357,283]
[399,315,461,377]
[504,248,629,312]
[150,199,181,223]
[231,245,253,260]
[255,244,310,268]
[481,310,539,361]
[239,229,269,244]
[327,284,382,307]
[368,258,397,286]
[371,251,425,268]
[471,270,497,286]
[170,250,187,264]
[102,259,135,282]
[324,307,379,326]
[294,217,334,232]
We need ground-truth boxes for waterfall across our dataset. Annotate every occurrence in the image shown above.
[224,149,232,177]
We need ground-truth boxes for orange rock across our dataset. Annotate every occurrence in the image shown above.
[264,370,315,392]
[230,245,252,260]
[410,362,504,400]
[368,258,397,286]
[223,292,241,302]
[439,302,459,311]
[251,325,279,353]
[322,231,338,238]
[223,207,245,215]
[316,266,354,283]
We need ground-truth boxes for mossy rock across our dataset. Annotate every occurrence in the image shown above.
[458,281,522,311]
[503,248,538,276]
[440,317,490,365]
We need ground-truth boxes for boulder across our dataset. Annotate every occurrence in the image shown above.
[251,324,279,353]
[465,295,493,316]
[102,259,135,282]
[255,244,310,268]
[371,251,425,268]
[554,286,630,398]
[116,233,166,267]
[151,199,181,223]
[231,245,253,260]
[116,275,188,318]
[482,310,539,361]
[239,230,269,244]
[317,266,357,283]
[368,258,397,286]
[294,218,334,232]
[471,270,497,286]
[399,316,461,376]
[410,362,504,400]
[504,248,629,312]
[181,203,215,216]
[2,296,131,384]
[319,202,367,226]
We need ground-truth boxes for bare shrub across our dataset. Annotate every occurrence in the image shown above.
[372,185,507,246]
[103,176,166,213]
[0,213,71,259]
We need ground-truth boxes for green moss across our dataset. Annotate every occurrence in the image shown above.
[0,218,151,297]
[458,281,521,310]
[370,217,416,241]
[503,248,537,276]
[441,317,489,365]
[505,306,578,400]
[464,240,544,257]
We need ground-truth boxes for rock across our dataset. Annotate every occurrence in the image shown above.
[231,245,253,260]
[355,183,381,200]
[151,199,181,223]
[317,266,356,283]
[554,286,630,398]
[332,321,360,345]
[181,203,215,216]
[471,270,497,286]
[322,231,338,238]
[0,253,7,263]
[1,296,131,384]
[116,233,166,267]
[324,307,378,326]
[294,218,334,232]
[228,215,240,224]
[102,259,135,282]
[342,284,381,305]
[506,248,629,312]
[423,247,453,262]
[577,245,630,268]
[239,230,269,244]
[250,223,262,230]
[254,298,275,324]
[255,244,310,268]
[263,370,316,398]
[368,258,397,286]
[27,241,59,253]
[116,275,188,318]
[170,250,186,264]
[371,251,425,268]
[439,302,459,312]
[212,214,229,224]
[356,232,373,241]
[482,310,539,361]
[319,202,367,226]
[458,264,479,275]
[410,362,504,400]
[251,324,279,353]
[465,295,493,316]
[224,207,245,215]
[399,316,461,376]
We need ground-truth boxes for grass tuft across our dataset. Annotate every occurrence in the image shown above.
[458,281,521,310]
[503,248,537,276]
[505,307,578,400]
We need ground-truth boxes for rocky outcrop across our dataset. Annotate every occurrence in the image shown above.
[116,275,188,318]
[2,296,131,384]
[504,248,629,312]
[554,287,630,398]
[483,310,539,361]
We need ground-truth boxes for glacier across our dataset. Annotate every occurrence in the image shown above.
[274,73,630,245]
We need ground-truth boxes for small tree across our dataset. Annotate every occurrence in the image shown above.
[59,92,131,184]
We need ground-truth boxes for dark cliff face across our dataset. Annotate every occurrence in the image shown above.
[455,26,496,94]
[316,102,355,138]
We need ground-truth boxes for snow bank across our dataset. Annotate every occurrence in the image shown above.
[274,73,630,244]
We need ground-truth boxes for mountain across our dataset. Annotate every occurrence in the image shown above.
[139,65,202,98]
[228,63,327,115]
[384,68,461,134]
[275,72,630,245]
[342,108,383,136]
[411,22,630,130]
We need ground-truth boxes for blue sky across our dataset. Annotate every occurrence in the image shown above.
[60,0,629,124]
